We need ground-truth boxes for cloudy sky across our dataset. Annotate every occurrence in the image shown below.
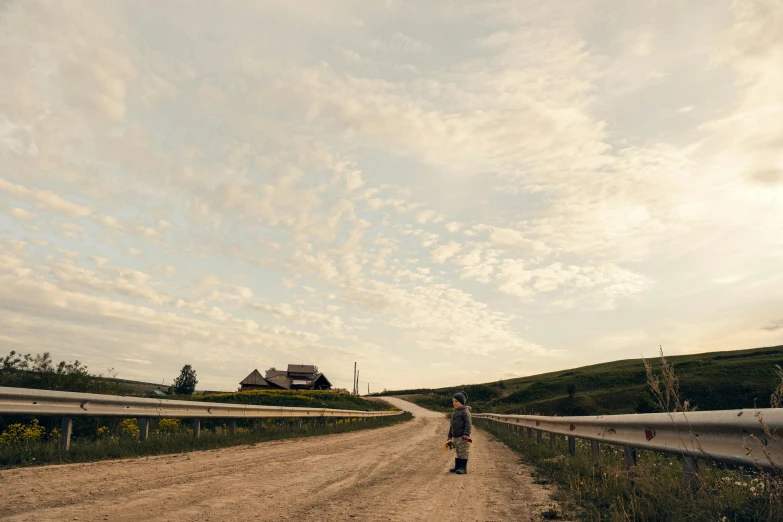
[1,1,781,392]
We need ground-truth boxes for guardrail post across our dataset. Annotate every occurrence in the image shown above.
[549,432,555,447]
[297,418,302,429]
[527,427,532,438]
[680,456,700,491]
[591,440,600,460]
[139,418,150,442]
[60,417,73,451]
[624,446,637,470]
[536,430,542,444]
[253,419,261,432]
[568,436,576,456]
[193,419,201,439]
[228,420,236,436]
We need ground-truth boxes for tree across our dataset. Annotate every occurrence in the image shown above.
[566,382,576,399]
[173,365,198,395]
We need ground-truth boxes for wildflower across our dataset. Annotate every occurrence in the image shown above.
[120,418,140,437]
[0,419,45,446]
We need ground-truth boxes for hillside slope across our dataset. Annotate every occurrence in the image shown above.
[380,345,783,415]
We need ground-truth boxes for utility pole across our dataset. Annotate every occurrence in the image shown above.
[357,370,360,396]
[368,383,370,395]
[353,362,357,395]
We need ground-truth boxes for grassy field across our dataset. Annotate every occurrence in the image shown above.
[0,411,412,469]
[377,345,783,415]
[192,389,398,411]
[477,418,781,522]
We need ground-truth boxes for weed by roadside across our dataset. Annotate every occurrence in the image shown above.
[0,412,412,469]
[476,349,783,521]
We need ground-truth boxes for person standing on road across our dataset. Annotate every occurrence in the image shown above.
[447,391,472,475]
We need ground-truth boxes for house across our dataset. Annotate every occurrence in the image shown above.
[239,369,277,391]
[239,364,333,392]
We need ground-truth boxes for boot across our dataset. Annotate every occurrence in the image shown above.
[456,459,468,475]
[449,458,460,473]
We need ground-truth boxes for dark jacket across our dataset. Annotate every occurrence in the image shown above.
[448,405,472,438]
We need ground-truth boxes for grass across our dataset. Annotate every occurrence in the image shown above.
[471,349,783,521]
[0,412,413,470]
[193,389,397,411]
[477,419,781,522]
[378,345,783,415]
[1,389,394,445]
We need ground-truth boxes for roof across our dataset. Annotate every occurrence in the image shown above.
[312,373,332,387]
[288,364,316,374]
[265,369,288,379]
[271,379,290,389]
[240,369,271,386]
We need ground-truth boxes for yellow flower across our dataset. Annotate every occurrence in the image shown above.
[0,419,45,446]
[157,418,180,433]
[120,418,140,437]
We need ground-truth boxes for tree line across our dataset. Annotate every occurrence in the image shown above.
[0,350,198,396]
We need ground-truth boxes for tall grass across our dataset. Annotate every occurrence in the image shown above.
[0,412,412,470]
[478,420,779,521]
[477,349,783,521]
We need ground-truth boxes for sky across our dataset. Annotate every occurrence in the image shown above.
[1,0,782,393]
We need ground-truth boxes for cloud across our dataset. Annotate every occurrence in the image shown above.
[0,179,92,218]
[371,33,432,55]
[1,0,781,391]
[8,207,38,220]
[762,320,783,332]
[431,242,462,263]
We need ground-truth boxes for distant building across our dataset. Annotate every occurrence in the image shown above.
[239,364,333,392]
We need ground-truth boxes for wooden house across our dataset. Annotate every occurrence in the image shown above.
[236,364,334,391]
[239,369,277,391]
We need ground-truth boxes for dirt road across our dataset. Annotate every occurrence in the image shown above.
[0,398,562,521]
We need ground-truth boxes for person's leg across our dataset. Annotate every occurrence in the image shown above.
[455,438,469,474]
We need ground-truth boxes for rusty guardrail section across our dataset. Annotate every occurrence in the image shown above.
[0,386,402,450]
[473,409,782,472]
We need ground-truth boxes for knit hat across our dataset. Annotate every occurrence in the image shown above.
[453,391,468,405]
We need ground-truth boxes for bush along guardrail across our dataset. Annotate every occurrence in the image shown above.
[473,409,782,491]
[0,386,404,457]
[1,411,413,468]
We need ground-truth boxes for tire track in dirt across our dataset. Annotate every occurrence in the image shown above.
[0,398,565,521]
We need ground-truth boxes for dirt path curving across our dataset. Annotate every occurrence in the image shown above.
[0,398,563,521]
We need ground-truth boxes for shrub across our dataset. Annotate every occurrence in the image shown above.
[157,418,180,434]
[119,419,139,437]
[0,419,46,446]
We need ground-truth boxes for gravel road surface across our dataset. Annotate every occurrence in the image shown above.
[0,398,563,521]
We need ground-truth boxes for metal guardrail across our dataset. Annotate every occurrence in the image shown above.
[474,409,782,476]
[0,386,402,450]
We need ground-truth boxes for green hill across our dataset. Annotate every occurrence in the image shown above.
[379,345,783,415]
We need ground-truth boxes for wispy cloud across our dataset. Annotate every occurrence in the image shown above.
[1,0,781,391]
